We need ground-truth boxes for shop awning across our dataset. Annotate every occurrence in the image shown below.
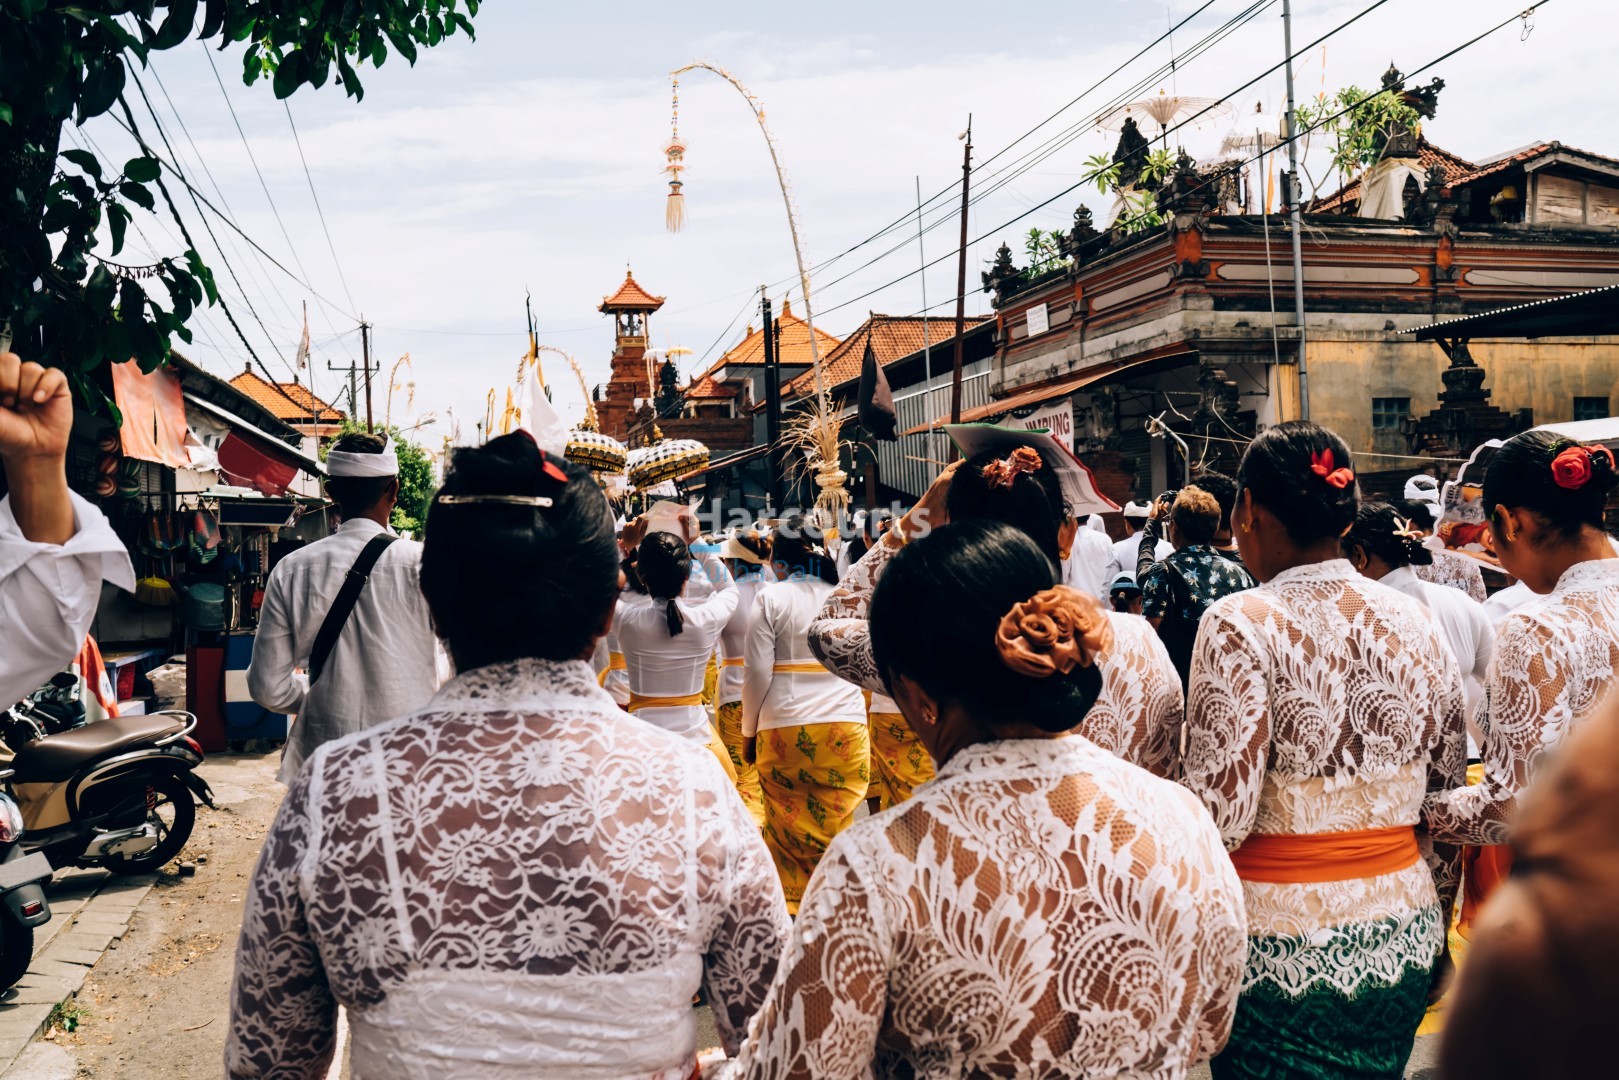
[183,392,325,480]
[902,353,1185,436]
[1408,285,1619,340]
[678,443,771,482]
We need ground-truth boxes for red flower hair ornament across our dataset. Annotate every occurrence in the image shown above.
[1309,448,1355,490]
[1550,444,1615,490]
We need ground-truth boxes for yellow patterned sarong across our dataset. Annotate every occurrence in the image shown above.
[758,721,870,913]
[868,710,935,810]
[715,701,765,828]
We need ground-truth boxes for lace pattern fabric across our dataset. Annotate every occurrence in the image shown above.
[808,536,1185,778]
[1423,558,1619,845]
[1415,550,1488,602]
[1181,560,1468,998]
[714,736,1248,1079]
[228,658,789,1079]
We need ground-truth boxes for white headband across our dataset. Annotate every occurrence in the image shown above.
[326,441,398,478]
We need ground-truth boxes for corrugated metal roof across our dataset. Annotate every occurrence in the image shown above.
[1407,284,1619,339]
[1535,417,1619,443]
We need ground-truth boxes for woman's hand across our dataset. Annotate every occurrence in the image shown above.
[0,354,74,544]
[743,735,757,765]
[902,459,961,541]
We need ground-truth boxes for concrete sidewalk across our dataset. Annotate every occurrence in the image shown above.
[0,867,152,1073]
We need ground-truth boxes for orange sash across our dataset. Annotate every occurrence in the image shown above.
[720,658,744,668]
[772,662,828,674]
[627,690,704,713]
[596,652,627,687]
[1229,825,1420,884]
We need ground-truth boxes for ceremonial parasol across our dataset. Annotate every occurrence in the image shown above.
[566,429,627,474]
[627,439,709,490]
[1218,101,1284,160]
[1096,89,1232,144]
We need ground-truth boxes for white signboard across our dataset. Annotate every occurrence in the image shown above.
[1025,302,1050,337]
[1014,398,1074,452]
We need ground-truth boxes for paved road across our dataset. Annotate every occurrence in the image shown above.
[0,749,1446,1078]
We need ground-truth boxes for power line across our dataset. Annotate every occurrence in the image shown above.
[128,67,298,382]
[284,100,360,315]
[201,46,360,376]
[811,0,1403,321]
[112,92,311,416]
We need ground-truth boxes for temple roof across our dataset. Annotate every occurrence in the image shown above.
[781,314,993,401]
[228,368,345,423]
[1308,138,1619,214]
[705,299,841,371]
[599,269,666,312]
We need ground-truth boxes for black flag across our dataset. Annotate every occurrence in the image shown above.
[857,337,897,441]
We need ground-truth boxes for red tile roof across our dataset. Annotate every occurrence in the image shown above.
[1312,138,1478,213]
[685,371,740,400]
[228,369,345,423]
[599,270,666,311]
[692,298,843,379]
[780,314,993,401]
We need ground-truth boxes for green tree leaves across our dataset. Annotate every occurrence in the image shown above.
[0,1,480,417]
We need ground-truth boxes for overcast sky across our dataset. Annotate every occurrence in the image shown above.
[77,0,1616,447]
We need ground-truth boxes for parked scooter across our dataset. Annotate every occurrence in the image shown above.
[0,777,55,991]
[0,698,213,875]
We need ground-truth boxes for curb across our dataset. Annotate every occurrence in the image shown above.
[0,871,152,1076]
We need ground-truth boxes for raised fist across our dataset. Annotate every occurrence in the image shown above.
[0,354,72,467]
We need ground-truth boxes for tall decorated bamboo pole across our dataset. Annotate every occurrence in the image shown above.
[666,62,848,525]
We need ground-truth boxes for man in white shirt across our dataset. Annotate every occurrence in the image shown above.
[0,353,134,708]
[1106,501,1173,584]
[248,432,441,783]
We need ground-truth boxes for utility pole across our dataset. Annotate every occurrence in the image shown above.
[761,288,784,511]
[328,354,380,428]
[949,116,973,452]
[1282,1,1310,420]
[360,318,376,432]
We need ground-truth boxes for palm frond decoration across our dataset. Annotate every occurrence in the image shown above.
[783,391,851,528]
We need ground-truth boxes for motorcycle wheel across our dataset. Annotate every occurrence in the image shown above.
[105,774,195,877]
[0,917,32,991]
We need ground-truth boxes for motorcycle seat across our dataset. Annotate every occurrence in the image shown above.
[10,714,185,784]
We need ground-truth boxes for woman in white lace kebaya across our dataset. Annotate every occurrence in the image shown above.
[1424,432,1619,851]
[1181,422,1468,1080]
[227,434,789,1080]
[809,450,1186,779]
[716,520,1246,1078]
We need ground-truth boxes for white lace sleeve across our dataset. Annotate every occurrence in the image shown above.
[227,765,337,1079]
[721,839,888,1079]
[700,774,792,1053]
[806,534,900,695]
[1421,657,1470,919]
[1181,603,1268,849]
[1424,613,1562,845]
[1081,614,1185,779]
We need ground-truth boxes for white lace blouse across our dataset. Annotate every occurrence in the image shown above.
[227,658,790,1080]
[712,736,1248,1079]
[807,534,1186,777]
[1181,560,1468,997]
[1424,557,1619,845]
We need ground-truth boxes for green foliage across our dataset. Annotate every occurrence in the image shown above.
[1298,86,1423,181]
[320,420,436,534]
[0,1,479,414]
[1141,147,1177,189]
[1022,228,1068,277]
[1116,190,1164,235]
[1084,153,1123,195]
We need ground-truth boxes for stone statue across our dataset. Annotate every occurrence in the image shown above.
[1112,116,1150,190]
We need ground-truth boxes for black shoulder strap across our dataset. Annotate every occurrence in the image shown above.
[307,533,398,686]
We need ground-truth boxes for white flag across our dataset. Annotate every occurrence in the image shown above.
[294,301,310,370]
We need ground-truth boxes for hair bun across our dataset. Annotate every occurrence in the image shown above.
[994,586,1112,678]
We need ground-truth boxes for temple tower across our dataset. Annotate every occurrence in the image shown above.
[596,269,666,441]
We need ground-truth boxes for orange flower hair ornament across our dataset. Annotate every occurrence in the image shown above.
[981,446,1043,490]
[1309,448,1355,490]
[1550,444,1615,490]
[994,586,1113,678]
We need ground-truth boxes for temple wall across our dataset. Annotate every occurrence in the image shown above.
[1298,334,1619,457]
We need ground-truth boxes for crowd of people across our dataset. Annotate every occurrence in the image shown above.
[4,347,1618,1078]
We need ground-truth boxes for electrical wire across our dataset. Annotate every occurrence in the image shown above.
[128,68,298,382]
[284,100,360,316]
[810,0,1405,321]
